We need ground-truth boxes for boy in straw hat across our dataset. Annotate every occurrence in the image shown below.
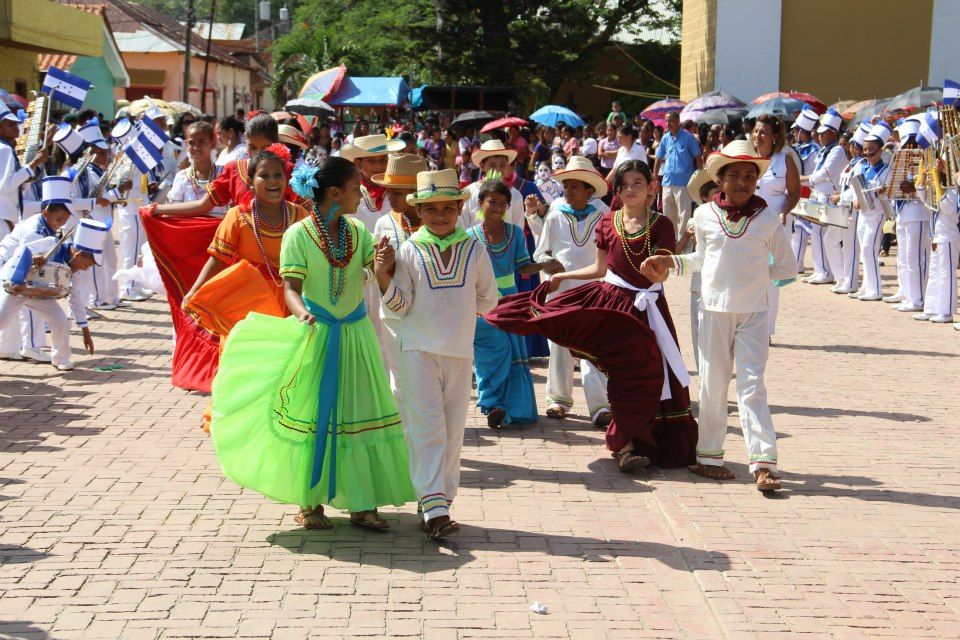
[642,141,796,492]
[459,139,542,230]
[375,168,497,539]
[339,133,405,232]
[531,156,612,426]
[0,177,106,369]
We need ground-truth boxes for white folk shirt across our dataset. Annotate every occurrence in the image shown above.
[381,236,498,359]
[459,181,526,230]
[613,142,649,169]
[215,144,248,167]
[533,200,608,293]
[372,212,416,250]
[673,203,797,313]
[807,143,847,203]
[524,195,607,242]
[0,142,35,224]
[353,185,390,233]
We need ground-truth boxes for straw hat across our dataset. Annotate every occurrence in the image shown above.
[340,133,405,161]
[686,168,717,204]
[371,153,430,189]
[405,169,469,205]
[552,156,608,198]
[278,124,308,149]
[471,139,517,165]
[704,140,770,182]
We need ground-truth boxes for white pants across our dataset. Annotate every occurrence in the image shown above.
[545,340,609,420]
[923,240,957,317]
[0,292,71,365]
[690,288,701,371]
[840,211,860,291]
[822,225,844,282]
[897,220,931,309]
[117,202,146,297]
[662,185,693,241]
[91,236,120,306]
[790,216,810,272]
[767,283,778,337]
[396,350,473,522]
[809,224,831,278]
[696,309,779,475]
[856,214,884,298]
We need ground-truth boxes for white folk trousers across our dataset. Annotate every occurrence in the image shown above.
[396,350,473,522]
[695,309,779,475]
[545,340,609,421]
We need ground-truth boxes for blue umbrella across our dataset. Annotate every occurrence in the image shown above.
[529,105,584,128]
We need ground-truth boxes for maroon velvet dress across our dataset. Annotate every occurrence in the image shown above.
[484,210,697,468]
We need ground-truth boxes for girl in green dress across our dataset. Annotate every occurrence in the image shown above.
[210,157,416,530]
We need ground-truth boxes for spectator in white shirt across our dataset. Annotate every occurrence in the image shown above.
[606,124,647,182]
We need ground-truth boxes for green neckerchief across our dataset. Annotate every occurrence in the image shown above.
[410,226,470,252]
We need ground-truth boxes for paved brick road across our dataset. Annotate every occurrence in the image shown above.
[2,258,959,639]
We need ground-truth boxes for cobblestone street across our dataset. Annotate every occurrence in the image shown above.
[2,258,959,640]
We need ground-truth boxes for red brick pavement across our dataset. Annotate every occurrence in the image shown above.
[1,258,959,639]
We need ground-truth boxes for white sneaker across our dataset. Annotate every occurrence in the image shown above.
[807,275,835,285]
[832,285,854,294]
[91,301,117,310]
[121,293,151,302]
[953,322,960,331]
[930,314,954,323]
[896,303,923,313]
[882,294,905,304]
[0,351,24,360]
[20,347,51,363]
[114,300,134,308]
[85,308,103,320]
[913,312,932,321]
[847,289,863,298]
[54,362,74,371]
[858,293,883,301]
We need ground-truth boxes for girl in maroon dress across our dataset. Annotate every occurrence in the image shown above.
[484,160,697,472]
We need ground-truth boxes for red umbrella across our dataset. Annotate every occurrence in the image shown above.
[752,91,826,113]
[481,117,528,133]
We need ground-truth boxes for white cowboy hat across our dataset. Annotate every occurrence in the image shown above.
[340,133,405,161]
[471,139,517,166]
[704,140,770,182]
[405,169,469,205]
[371,153,430,189]
[686,168,717,204]
[552,155,608,198]
[277,124,309,149]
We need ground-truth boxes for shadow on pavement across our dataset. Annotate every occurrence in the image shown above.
[773,342,956,358]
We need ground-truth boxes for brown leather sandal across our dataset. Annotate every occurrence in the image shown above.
[350,509,390,530]
[615,450,650,473]
[545,404,568,419]
[689,464,736,480]
[754,469,781,492]
[427,516,460,540]
[294,506,332,529]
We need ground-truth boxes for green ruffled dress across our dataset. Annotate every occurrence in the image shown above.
[210,215,416,511]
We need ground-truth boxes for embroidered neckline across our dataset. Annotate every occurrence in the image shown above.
[562,209,603,247]
[711,201,756,238]
[410,237,477,290]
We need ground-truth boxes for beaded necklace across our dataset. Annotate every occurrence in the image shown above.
[474,221,512,257]
[310,208,355,305]
[250,199,290,286]
[711,202,755,238]
[613,208,658,274]
[187,162,215,195]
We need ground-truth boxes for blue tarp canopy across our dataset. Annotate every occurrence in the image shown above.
[327,76,409,107]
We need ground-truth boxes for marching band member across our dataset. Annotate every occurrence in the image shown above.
[801,108,846,286]
[884,119,931,312]
[0,103,49,240]
[790,106,820,274]
[830,121,870,295]
[852,122,892,302]
[915,160,957,323]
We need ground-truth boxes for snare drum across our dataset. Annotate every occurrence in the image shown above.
[818,204,850,228]
[791,198,824,225]
[2,262,71,299]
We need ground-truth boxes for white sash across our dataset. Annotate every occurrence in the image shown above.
[603,270,691,400]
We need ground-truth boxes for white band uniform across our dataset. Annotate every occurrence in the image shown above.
[602,270,691,400]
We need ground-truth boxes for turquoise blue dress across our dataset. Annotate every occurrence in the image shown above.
[466,223,539,424]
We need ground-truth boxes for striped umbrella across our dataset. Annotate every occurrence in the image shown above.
[298,65,347,101]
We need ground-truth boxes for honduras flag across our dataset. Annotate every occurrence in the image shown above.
[137,116,170,149]
[124,133,164,174]
[916,111,941,149]
[944,79,960,107]
[40,67,91,110]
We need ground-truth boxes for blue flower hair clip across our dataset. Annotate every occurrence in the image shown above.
[290,164,319,199]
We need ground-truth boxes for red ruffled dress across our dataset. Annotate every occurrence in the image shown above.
[484,210,697,467]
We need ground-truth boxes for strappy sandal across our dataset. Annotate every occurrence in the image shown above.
[427,516,460,540]
[350,509,390,530]
[294,506,332,529]
[754,469,782,492]
[615,450,649,474]
[486,407,506,429]
[545,404,567,420]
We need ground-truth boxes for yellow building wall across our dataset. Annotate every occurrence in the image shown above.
[779,0,932,102]
[0,47,39,94]
[679,0,716,101]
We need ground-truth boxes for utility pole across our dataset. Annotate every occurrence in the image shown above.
[183,0,195,102]
[201,0,217,113]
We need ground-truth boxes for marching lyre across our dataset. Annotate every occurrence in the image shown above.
[15,93,48,166]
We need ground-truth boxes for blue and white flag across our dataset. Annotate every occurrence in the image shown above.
[40,67,91,110]
[137,116,170,149]
[124,133,164,173]
[917,110,941,149]
[944,79,960,107]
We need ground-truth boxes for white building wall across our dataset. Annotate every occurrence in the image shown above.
[928,0,960,86]
[714,0,781,102]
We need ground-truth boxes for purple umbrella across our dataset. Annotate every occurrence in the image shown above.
[679,90,746,123]
[639,98,686,124]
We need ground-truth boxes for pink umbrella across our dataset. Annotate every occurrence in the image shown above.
[679,90,745,122]
[639,98,686,122]
[480,116,528,133]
